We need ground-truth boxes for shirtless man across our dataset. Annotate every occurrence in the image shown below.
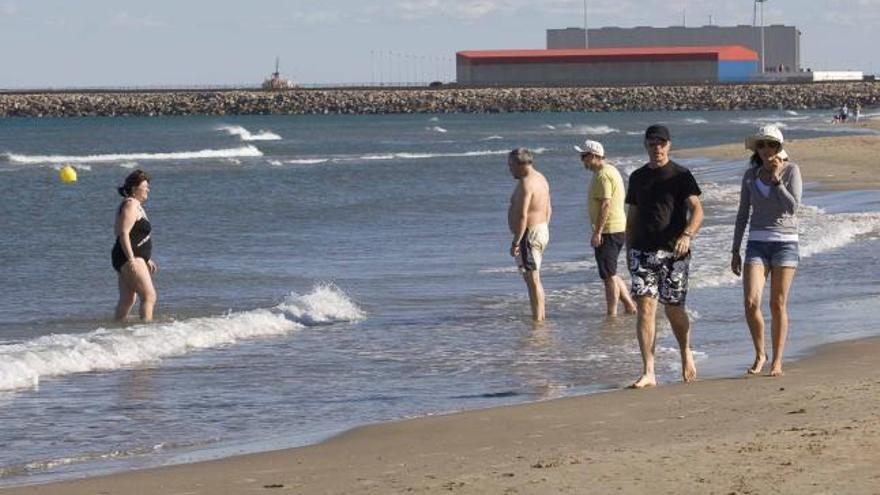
[507,148,552,322]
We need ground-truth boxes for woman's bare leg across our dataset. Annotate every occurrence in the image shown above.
[121,259,157,322]
[743,263,769,375]
[115,274,137,321]
[768,266,796,376]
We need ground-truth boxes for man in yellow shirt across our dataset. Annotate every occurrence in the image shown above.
[576,139,636,316]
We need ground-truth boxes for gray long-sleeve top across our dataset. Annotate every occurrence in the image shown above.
[732,162,803,253]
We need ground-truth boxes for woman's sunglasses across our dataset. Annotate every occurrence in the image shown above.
[755,140,781,150]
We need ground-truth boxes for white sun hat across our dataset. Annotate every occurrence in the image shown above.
[574,139,605,157]
[745,124,785,151]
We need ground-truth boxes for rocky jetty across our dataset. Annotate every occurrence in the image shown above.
[1,83,878,117]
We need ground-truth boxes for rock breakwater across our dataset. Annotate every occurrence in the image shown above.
[1,83,878,117]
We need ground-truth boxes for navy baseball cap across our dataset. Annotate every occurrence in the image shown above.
[644,125,671,141]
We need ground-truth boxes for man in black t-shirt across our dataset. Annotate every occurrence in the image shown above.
[625,125,704,389]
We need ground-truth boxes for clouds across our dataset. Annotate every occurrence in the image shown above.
[394,0,507,21]
[111,12,166,29]
[1,2,17,16]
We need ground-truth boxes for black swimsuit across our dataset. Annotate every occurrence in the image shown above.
[111,202,152,272]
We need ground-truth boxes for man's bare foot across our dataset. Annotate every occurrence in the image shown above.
[624,305,637,315]
[768,361,784,376]
[681,348,697,383]
[746,353,767,375]
[629,374,656,389]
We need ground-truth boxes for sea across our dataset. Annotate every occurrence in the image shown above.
[1,109,879,486]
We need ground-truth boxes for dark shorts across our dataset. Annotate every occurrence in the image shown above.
[628,248,691,305]
[745,240,799,269]
[594,232,625,280]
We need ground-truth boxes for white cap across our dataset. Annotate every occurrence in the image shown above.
[574,139,605,157]
[745,124,785,151]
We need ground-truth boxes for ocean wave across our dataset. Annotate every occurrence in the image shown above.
[218,125,282,141]
[427,126,448,133]
[690,207,880,289]
[4,146,263,165]
[569,125,619,135]
[0,284,364,391]
[285,158,330,165]
[282,148,546,166]
[481,135,504,141]
[684,117,709,125]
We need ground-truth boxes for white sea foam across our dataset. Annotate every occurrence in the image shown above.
[428,126,448,133]
[481,135,504,141]
[0,284,364,391]
[541,124,557,130]
[684,117,709,124]
[688,198,880,290]
[118,162,138,169]
[285,158,330,165]
[52,163,91,172]
[799,210,880,258]
[5,146,263,164]
[218,125,282,141]
[572,125,619,135]
[344,148,546,163]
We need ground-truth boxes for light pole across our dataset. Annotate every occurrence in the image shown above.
[583,0,589,49]
[756,0,767,73]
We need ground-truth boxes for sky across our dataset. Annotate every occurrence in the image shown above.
[1,0,878,88]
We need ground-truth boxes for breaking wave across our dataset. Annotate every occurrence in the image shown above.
[4,146,263,164]
[0,284,364,391]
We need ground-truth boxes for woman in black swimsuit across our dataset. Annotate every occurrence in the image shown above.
[112,169,158,321]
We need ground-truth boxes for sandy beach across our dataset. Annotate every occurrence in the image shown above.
[5,337,879,495]
[4,124,880,495]
[679,118,880,191]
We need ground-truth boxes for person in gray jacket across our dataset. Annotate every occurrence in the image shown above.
[731,125,803,377]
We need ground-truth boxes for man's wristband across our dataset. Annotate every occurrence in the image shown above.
[681,231,692,238]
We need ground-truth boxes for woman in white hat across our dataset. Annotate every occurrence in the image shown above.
[731,125,803,377]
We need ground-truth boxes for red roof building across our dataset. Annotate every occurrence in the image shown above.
[456,46,759,85]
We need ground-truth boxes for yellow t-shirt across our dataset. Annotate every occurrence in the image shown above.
[589,164,627,234]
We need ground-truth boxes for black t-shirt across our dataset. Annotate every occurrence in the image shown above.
[625,160,701,251]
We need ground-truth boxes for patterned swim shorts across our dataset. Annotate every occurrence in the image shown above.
[628,248,691,305]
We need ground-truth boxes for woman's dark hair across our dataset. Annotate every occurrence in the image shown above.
[749,152,762,169]
[117,169,150,197]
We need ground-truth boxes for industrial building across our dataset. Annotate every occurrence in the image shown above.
[547,25,800,73]
[455,46,758,86]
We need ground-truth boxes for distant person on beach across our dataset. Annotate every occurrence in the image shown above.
[855,102,862,122]
[625,125,703,388]
[576,139,637,316]
[731,125,803,377]
[508,147,551,322]
[112,169,158,322]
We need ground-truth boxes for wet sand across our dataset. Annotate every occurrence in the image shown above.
[679,118,880,191]
[4,337,879,495]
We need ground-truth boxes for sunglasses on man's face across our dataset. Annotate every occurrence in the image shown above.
[755,140,781,150]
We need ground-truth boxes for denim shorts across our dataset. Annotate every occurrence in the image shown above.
[744,240,799,268]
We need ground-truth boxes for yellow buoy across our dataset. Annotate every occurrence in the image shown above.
[59,165,77,183]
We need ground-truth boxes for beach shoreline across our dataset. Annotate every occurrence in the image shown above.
[3,122,879,494]
[3,335,878,495]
